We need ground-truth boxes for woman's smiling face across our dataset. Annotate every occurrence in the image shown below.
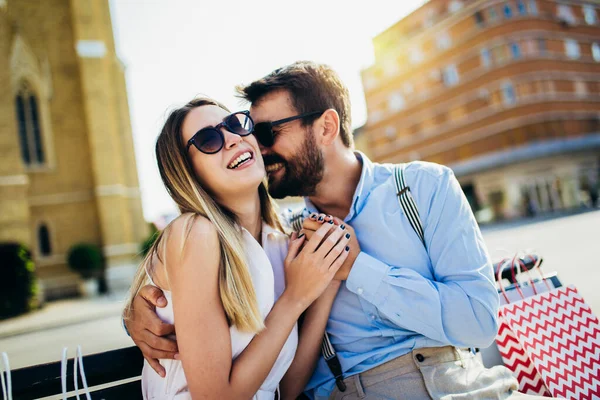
[181,105,265,199]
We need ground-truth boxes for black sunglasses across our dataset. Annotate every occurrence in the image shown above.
[186,111,254,154]
[253,110,325,147]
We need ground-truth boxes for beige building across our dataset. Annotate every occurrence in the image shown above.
[361,0,600,222]
[0,0,147,299]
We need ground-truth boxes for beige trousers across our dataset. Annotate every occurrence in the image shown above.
[328,346,560,400]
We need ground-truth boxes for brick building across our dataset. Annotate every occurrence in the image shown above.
[0,0,147,298]
[360,0,600,222]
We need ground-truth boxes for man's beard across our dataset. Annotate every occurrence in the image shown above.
[264,132,324,199]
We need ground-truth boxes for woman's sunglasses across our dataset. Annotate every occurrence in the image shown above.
[186,111,254,154]
[252,110,325,147]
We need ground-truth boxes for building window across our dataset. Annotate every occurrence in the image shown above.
[574,80,587,96]
[409,47,424,64]
[449,0,463,12]
[557,4,576,24]
[474,11,485,27]
[481,48,492,68]
[592,43,600,61]
[384,126,396,138]
[502,82,517,105]
[528,0,538,15]
[388,93,406,112]
[383,59,399,77]
[364,75,378,90]
[565,39,581,59]
[437,31,452,50]
[504,4,513,18]
[517,0,527,15]
[488,6,498,21]
[583,5,598,25]
[443,65,459,86]
[370,110,383,124]
[538,38,547,55]
[493,46,505,63]
[38,224,52,256]
[14,83,45,166]
[478,88,491,101]
[510,42,522,59]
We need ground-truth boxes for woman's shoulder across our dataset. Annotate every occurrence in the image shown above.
[168,213,219,242]
[164,213,220,268]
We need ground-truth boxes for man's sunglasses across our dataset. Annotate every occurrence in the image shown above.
[186,111,254,155]
[253,110,325,147]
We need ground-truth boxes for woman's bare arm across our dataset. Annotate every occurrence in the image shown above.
[279,280,341,399]
[168,217,348,399]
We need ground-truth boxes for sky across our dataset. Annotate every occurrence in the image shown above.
[109,0,426,222]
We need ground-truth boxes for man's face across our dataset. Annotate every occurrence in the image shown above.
[250,90,324,199]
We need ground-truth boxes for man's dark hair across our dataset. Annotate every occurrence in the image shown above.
[236,61,354,148]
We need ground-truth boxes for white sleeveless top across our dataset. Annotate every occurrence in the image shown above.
[141,223,298,400]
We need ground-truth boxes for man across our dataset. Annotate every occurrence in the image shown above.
[126,62,554,399]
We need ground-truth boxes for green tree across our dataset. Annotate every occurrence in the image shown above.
[0,243,38,319]
[67,243,104,280]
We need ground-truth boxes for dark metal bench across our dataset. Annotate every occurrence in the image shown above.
[10,346,144,399]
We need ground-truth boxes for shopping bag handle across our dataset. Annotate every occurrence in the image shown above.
[514,253,552,294]
[1,352,12,400]
[528,254,552,292]
[61,346,92,400]
[497,256,524,303]
[73,346,91,400]
[497,255,536,303]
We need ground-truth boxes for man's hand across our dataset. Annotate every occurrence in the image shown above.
[300,214,361,280]
[125,284,178,377]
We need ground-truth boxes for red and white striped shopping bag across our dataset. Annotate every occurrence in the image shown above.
[496,316,551,395]
[494,256,553,396]
[498,285,600,399]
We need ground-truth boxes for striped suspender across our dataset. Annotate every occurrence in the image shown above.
[394,164,426,248]
[321,163,426,392]
[321,332,346,391]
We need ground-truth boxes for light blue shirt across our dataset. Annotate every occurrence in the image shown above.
[293,153,500,399]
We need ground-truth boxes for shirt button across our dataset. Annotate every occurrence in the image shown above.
[370,314,376,320]
[416,354,425,362]
[356,288,364,295]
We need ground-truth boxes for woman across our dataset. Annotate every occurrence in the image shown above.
[124,98,350,399]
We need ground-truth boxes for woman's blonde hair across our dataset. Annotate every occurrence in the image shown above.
[124,98,282,332]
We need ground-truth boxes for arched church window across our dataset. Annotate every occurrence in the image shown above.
[38,223,52,256]
[14,82,45,165]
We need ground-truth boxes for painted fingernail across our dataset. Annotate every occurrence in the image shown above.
[157,297,167,307]
[328,220,334,224]
[298,233,305,239]
[327,215,333,220]
[345,233,351,239]
[159,370,166,377]
[310,214,317,220]
[318,216,324,221]
[341,224,346,230]
[345,246,350,251]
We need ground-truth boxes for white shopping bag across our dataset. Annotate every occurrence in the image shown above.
[1,346,92,400]
[1,352,12,400]
[61,346,92,400]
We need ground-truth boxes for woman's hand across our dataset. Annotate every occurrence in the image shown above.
[283,222,351,309]
[301,214,361,280]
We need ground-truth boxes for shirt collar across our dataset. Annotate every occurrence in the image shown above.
[303,151,375,222]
